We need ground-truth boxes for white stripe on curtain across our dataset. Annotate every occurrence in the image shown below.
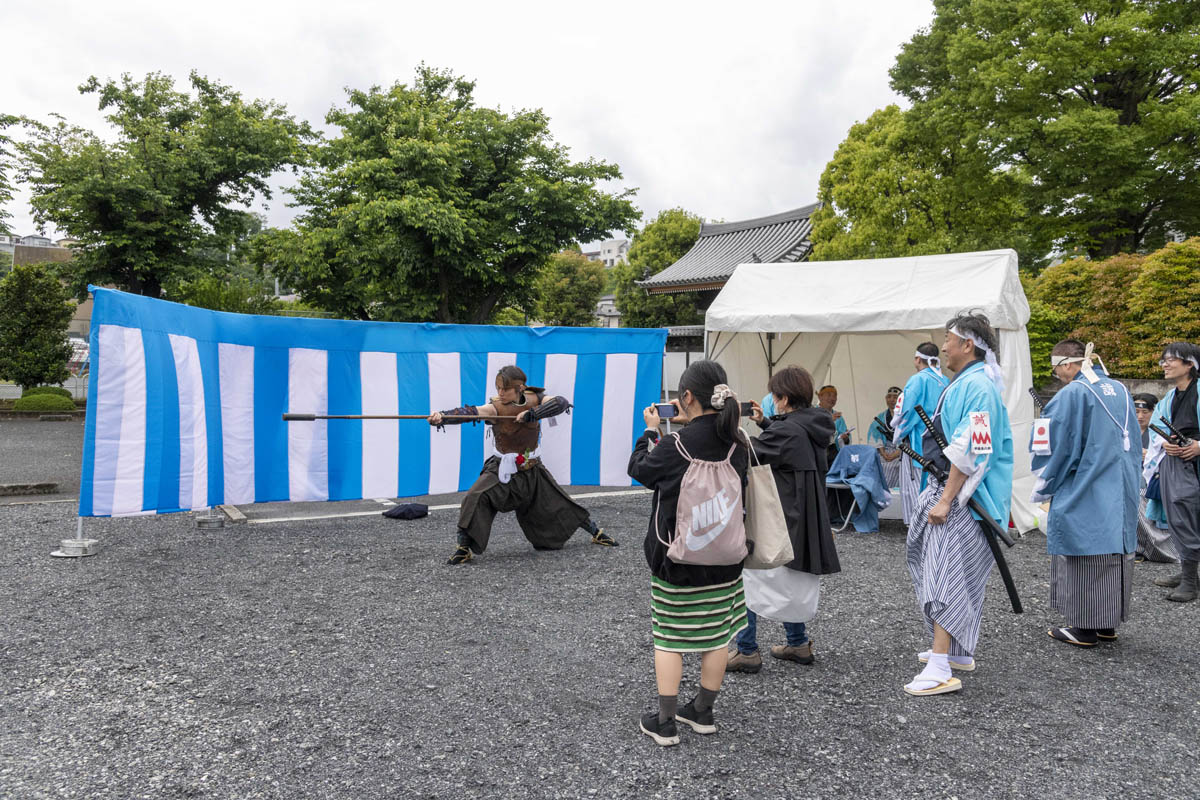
[288,348,329,501]
[360,351,399,499]
[600,353,637,486]
[427,352,461,494]
[218,343,255,505]
[111,325,148,516]
[539,353,577,485]
[169,334,208,510]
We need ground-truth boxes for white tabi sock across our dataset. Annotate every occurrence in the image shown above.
[918,649,974,667]
[906,652,952,692]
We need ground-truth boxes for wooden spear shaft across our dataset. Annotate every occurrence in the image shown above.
[282,413,483,421]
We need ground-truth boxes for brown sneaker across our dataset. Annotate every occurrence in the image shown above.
[770,642,815,665]
[725,647,762,673]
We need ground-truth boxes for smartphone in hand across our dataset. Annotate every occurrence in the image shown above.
[740,401,754,416]
[654,402,678,419]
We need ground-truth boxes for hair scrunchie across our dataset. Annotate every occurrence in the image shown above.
[710,384,733,409]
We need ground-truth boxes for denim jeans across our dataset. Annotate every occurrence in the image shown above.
[735,609,808,654]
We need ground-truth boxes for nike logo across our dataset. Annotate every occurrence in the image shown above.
[685,489,735,551]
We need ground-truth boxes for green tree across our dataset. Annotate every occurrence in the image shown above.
[613,208,704,328]
[170,274,281,315]
[1127,237,1200,375]
[891,0,1200,258]
[18,72,310,299]
[0,114,17,235]
[536,250,605,327]
[255,65,639,324]
[810,105,1042,266]
[0,263,74,389]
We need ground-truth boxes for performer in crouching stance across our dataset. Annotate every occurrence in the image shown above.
[429,365,616,565]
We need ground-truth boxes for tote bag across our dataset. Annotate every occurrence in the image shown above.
[740,431,794,570]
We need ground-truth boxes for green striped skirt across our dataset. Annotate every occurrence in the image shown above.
[651,575,748,653]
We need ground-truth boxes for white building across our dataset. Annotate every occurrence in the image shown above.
[594,294,621,328]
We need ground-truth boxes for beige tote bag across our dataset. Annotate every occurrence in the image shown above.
[741,431,794,570]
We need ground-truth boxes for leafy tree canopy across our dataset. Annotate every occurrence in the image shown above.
[536,250,605,327]
[891,0,1200,258]
[18,71,310,299]
[255,65,639,324]
[809,105,1044,267]
[612,208,703,329]
[0,114,17,235]
[0,262,74,389]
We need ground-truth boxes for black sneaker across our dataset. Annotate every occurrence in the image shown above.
[590,528,618,546]
[675,700,716,735]
[639,711,679,746]
[446,545,473,565]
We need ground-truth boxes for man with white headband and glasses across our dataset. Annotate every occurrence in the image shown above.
[903,312,1013,697]
[1143,342,1200,602]
[892,342,950,525]
[1030,340,1140,647]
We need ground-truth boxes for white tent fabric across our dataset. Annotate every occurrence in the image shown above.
[704,249,1039,532]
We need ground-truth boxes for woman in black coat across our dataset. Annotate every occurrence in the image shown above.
[728,365,840,672]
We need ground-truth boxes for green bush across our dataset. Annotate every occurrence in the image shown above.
[13,393,76,412]
[22,385,72,399]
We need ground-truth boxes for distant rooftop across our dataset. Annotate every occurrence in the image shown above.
[639,203,819,294]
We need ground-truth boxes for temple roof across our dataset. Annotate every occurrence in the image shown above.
[638,203,819,294]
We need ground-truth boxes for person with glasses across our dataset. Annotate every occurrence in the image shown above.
[1030,341,1140,647]
[1144,343,1200,602]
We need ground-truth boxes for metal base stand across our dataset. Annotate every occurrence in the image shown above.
[51,518,101,558]
[195,507,225,530]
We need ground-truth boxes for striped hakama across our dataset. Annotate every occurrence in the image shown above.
[650,576,747,653]
[880,448,901,490]
[1049,553,1133,629]
[899,457,921,526]
[1137,495,1178,563]
[906,480,994,658]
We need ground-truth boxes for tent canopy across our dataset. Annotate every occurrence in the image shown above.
[704,249,1039,531]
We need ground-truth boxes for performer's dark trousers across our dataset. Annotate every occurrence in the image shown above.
[457,457,590,553]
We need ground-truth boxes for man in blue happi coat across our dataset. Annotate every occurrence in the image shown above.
[1030,341,1140,647]
[868,386,903,489]
[904,312,1013,697]
[1143,341,1200,602]
[893,343,950,524]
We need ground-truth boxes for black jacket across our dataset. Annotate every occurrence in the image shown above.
[628,414,749,587]
[753,407,841,575]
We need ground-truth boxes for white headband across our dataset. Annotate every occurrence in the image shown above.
[710,384,734,409]
[1050,342,1107,384]
[950,325,1004,393]
[1163,348,1200,372]
[915,350,941,367]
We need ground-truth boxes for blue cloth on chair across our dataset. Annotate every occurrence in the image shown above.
[826,445,893,532]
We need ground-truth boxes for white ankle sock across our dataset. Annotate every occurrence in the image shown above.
[906,653,952,691]
[919,649,973,666]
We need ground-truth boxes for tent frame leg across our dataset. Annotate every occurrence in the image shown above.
[51,517,101,558]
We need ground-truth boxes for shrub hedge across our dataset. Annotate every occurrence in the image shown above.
[13,393,77,412]
[21,385,73,399]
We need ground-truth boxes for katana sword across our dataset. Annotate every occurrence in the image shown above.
[909,404,1023,614]
[1028,388,1045,417]
[283,413,483,421]
[1148,422,1178,444]
[1158,417,1194,447]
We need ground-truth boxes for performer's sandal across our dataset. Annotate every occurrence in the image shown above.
[590,528,618,546]
[1048,626,1098,647]
[918,651,975,671]
[1096,628,1118,641]
[903,676,962,697]
[446,545,474,565]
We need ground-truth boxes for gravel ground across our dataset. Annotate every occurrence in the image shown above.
[3,490,1198,800]
[0,418,84,501]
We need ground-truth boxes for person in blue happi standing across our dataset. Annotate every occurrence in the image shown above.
[1030,340,1140,647]
[903,312,1013,697]
[893,343,950,525]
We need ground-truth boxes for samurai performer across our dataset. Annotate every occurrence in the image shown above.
[1030,341,1139,647]
[429,365,617,565]
[1133,392,1177,564]
[904,312,1013,697]
[868,386,904,489]
[893,344,950,525]
[1143,342,1200,602]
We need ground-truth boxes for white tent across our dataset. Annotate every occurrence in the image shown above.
[704,249,1039,531]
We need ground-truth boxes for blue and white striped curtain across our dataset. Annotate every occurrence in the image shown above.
[80,288,667,517]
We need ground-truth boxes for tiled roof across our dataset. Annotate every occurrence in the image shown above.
[638,203,819,293]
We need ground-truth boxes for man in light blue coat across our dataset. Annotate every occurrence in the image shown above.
[1031,340,1140,647]
[893,343,950,523]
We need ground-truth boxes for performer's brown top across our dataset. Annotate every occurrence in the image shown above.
[489,391,542,454]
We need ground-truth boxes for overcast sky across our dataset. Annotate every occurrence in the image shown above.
[3,0,935,241]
